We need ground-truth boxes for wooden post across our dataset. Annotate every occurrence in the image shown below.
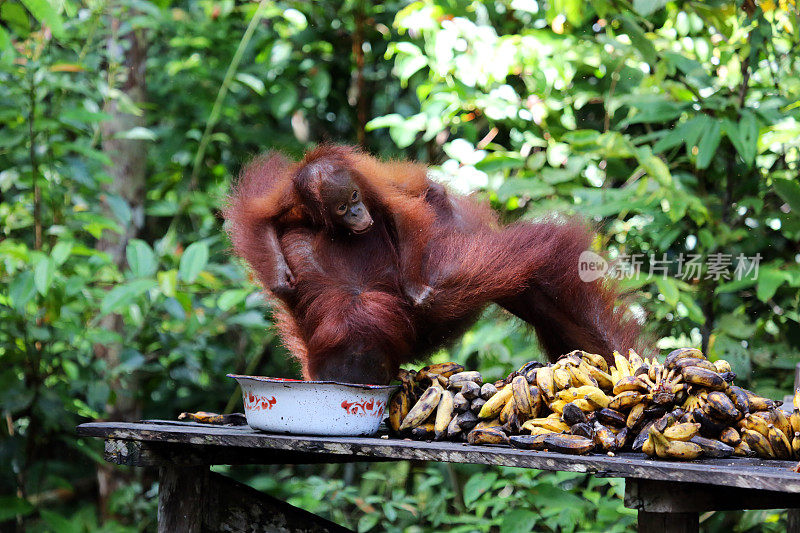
[637,511,698,533]
[158,466,208,533]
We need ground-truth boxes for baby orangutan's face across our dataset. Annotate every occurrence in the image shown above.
[322,170,373,234]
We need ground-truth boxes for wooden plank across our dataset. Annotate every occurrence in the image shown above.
[637,511,698,533]
[625,479,800,513]
[104,439,393,467]
[77,421,800,492]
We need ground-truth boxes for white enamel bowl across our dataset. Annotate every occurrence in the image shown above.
[228,375,398,436]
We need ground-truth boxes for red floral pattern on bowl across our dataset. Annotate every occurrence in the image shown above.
[341,398,386,416]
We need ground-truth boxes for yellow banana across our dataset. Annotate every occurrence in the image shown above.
[536,366,556,399]
[609,391,643,411]
[388,389,411,433]
[399,384,442,431]
[478,385,513,419]
[742,428,775,458]
[553,368,572,390]
[612,376,646,395]
[663,422,700,442]
[766,424,792,459]
[525,417,571,433]
[613,351,631,378]
[434,390,455,439]
[627,402,646,429]
[511,375,535,417]
[467,427,509,445]
[581,351,609,373]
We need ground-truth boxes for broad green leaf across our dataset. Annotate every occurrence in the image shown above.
[100,279,157,316]
[158,269,178,297]
[0,497,34,522]
[756,267,786,302]
[620,15,656,65]
[268,83,298,118]
[34,256,55,296]
[773,179,800,215]
[463,472,498,507]
[218,289,249,311]
[655,277,679,307]
[126,239,157,278]
[500,509,538,533]
[20,0,64,39]
[307,69,331,99]
[51,241,73,265]
[496,179,555,202]
[695,119,721,169]
[633,0,669,16]
[10,271,36,311]
[179,241,209,283]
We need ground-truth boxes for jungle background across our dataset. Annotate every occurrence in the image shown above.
[2,0,800,530]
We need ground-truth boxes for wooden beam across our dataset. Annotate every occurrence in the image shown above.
[77,421,800,493]
[625,479,800,513]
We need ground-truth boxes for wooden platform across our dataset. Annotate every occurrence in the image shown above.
[77,420,800,532]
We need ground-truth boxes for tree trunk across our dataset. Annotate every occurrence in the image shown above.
[95,11,148,518]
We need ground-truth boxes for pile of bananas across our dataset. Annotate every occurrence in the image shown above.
[387,348,800,461]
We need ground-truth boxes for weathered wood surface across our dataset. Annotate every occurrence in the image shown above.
[157,465,351,533]
[78,421,800,493]
[625,479,800,513]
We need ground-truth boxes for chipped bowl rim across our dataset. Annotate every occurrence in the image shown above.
[226,374,399,392]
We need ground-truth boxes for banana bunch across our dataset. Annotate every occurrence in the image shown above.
[387,350,800,464]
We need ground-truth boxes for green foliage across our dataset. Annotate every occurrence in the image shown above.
[1,0,798,531]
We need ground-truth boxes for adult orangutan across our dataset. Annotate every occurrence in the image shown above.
[224,145,641,384]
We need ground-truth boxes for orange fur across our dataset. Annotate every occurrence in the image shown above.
[224,145,643,383]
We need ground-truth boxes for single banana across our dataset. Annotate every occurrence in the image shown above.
[741,413,771,438]
[612,376,647,395]
[418,362,465,382]
[727,386,751,415]
[663,422,700,442]
[596,408,627,428]
[789,409,800,435]
[627,349,644,370]
[561,402,588,426]
[681,367,727,391]
[792,432,800,459]
[480,383,498,400]
[388,389,411,433]
[474,418,503,431]
[553,368,572,390]
[536,366,556,399]
[548,399,567,414]
[400,384,443,431]
[593,422,617,452]
[766,424,792,460]
[568,364,597,388]
[706,391,740,420]
[733,439,753,457]
[627,402,646,429]
[713,359,732,374]
[529,425,556,436]
[613,351,631,378]
[509,433,549,450]
[467,427,509,445]
[448,370,482,388]
[478,385,513,419]
[512,375,535,417]
[446,413,462,439]
[742,428,775,458]
[410,422,436,440]
[434,390,455,439]
[525,417,571,433]
[773,408,792,437]
[609,391,643,411]
[499,396,516,425]
[581,351,609,373]
[540,433,595,455]
[719,427,742,447]
[581,360,614,390]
